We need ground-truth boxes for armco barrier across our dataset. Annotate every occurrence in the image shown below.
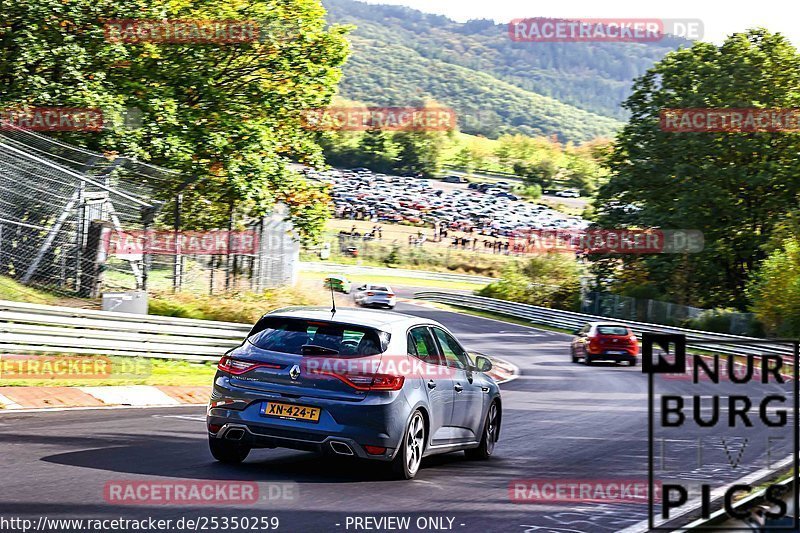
[0,293,793,363]
[0,300,251,361]
[413,291,793,359]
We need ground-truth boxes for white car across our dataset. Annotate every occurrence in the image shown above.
[554,190,580,198]
[353,284,397,309]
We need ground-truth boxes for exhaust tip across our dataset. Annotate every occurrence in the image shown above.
[225,428,245,441]
[330,441,354,456]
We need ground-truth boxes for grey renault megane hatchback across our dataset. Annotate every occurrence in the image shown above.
[206,306,502,479]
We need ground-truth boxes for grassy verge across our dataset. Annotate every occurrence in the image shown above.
[147,282,330,323]
[0,276,73,306]
[298,271,487,292]
[0,355,216,387]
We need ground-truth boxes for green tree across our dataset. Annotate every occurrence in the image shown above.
[747,238,800,336]
[453,145,476,173]
[563,155,602,195]
[594,29,800,309]
[513,159,558,187]
[0,0,350,241]
[393,131,444,177]
[479,254,582,310]
[358,126,394,172]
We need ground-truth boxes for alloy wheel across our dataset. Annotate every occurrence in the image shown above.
[485,403,499,454]
[406,412,425,476]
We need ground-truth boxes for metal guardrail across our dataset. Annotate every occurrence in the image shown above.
[413,291,793,358]
[0,291,793,364]
[0,300,251,361]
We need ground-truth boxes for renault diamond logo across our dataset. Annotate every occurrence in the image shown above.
[289,364,301,381]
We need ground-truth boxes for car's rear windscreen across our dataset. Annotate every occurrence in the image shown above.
[596,325,631,335]
[247,317,390,356]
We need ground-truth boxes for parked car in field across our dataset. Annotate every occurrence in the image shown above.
[570,322,639,366]
[207,307,502,479]
[554,189,580,198]
[353,284,397,309]
[322,167,587,238]
[442,175,468,183]
[323,275,352,294]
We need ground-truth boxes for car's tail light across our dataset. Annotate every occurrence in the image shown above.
[217,356,281,375]
[364,445,386,455]
[368,374,405,390]
[367,291,375,296]
[208,423,222,433]
[387,293,395,298]
[310,368,404,391]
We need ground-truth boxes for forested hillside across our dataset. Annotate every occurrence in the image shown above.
[323,0,694,141]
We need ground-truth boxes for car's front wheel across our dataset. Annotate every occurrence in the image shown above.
[209,437,251,464]
[466,401,500,460]
[390,410,425,479]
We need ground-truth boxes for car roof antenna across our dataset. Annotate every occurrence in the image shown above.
[330,281,337,315]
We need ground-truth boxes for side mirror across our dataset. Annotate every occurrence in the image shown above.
[474,355,493,373]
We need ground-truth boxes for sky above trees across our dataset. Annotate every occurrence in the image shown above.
[360,0,799,46]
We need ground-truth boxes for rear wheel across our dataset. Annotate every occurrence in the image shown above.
[390,411,425,479]
[466,401,500,460]
[209,437,251,464]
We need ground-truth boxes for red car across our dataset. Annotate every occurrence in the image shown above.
[570,322,639,366]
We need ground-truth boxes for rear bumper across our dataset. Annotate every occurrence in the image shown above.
[209,422,397,461]
[360,298,396,307]
[587,352,637,363]
[207,377,411,461]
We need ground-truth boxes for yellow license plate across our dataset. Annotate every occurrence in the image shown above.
[261,402,321,422]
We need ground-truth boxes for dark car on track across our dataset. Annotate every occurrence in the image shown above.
[570,322,639,366]
[207,307,502,479]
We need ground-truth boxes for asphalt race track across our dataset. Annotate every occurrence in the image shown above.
[0,302,793,533]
